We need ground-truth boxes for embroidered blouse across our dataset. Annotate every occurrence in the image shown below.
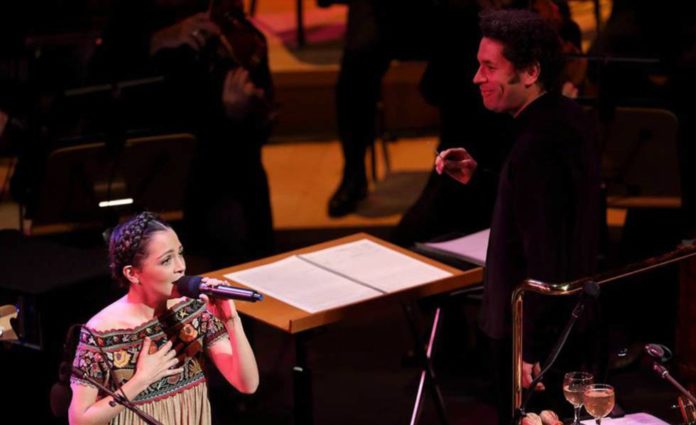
[71,298,228,425]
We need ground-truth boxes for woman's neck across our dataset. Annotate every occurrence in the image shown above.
[125,289,168,321]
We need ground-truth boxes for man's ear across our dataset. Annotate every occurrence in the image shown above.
[522,61,541,87]
[122,265,140,286]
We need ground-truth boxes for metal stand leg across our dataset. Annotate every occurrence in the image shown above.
[293,331,313,425]
[296,0,306,47]
[373,93,392,181]
[593,0,602,38]
[403,303,450,425]
[369,140,378,182]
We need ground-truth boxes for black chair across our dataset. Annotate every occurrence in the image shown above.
[597,107,680,206]
[24,132,196,235]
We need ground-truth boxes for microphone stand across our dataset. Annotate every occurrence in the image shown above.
[511,281,599,425]
[71,366,163,425]
[512,241,696,419]
[651,363,696,406]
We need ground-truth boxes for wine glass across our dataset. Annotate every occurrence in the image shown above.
[563,371,594,424]
[583,383,615,424]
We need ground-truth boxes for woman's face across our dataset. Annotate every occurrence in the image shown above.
[130,228,186,300]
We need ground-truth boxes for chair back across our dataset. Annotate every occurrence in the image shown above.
[30,133,196,234]
[598,107,680,201]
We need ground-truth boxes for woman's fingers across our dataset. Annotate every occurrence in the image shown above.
[200,277,226,288]
[163,366,185,377]
[166,357,180,369]
[162,346,178,361]
[141,336,152,353]
[158,339,173,353]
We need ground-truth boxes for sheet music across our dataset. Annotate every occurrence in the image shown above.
[224,256,382,313]
[300,239,452,293]
[417,228,490,266]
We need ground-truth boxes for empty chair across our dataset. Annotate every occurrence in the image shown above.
[26,132,196,234]
[598,107,680,206]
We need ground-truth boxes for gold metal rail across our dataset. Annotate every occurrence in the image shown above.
[511,241,696,418]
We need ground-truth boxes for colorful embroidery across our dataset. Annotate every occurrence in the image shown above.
[180,323,198,343]
[112,350,132,368]
[71,299,227,403]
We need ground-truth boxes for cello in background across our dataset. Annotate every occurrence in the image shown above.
[209,0,268,72]
[207,0,275,116]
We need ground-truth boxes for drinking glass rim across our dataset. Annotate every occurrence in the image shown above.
[584,383,614,392]
[564,371,594,380]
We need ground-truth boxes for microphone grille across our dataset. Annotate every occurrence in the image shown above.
[175,276,203,298]
[645,343,672,362]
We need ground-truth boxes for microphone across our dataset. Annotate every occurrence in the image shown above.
[644,343,696,406]
[644,343,672,363]
[175,276,263,302]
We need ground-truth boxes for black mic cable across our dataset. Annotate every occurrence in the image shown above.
[514,281,600,423]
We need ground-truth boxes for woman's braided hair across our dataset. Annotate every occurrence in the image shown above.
[108,211,171,287]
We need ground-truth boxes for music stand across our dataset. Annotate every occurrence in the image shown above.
[27,133,196,235]
[203,233,484,425]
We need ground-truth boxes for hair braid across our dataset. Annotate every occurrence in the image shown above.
[108,212,170,287]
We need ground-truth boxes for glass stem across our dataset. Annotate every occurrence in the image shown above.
[574,406,581,424]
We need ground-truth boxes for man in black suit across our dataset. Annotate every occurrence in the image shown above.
[436,9,601,423]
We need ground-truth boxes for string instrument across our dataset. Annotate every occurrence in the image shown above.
[206,0,275,120]
[208,0,268,72]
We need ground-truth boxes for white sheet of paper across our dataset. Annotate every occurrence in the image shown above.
[300,239,452,293]
[580,413,669,424]
[418,228,490,266]
[224,256,381,313]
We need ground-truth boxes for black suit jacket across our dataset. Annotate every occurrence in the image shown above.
[479,93,601,363]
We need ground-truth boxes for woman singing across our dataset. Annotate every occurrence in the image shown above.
[69,212,258,425]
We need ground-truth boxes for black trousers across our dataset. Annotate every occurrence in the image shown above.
[336,0,435,182]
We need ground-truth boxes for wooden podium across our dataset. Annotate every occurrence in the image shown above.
[203,233,483,425]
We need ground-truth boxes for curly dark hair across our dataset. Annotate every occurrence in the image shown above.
[107,211,171,287]
[479,9,562,91]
